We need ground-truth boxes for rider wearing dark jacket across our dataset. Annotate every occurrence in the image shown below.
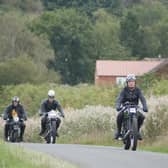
[3,96,27,141]
[115,74,148,140]
[39,90,64,136]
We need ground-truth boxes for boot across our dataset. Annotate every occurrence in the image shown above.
[39,125,45,136]
[114,129,122,139]
[4,124,9,141]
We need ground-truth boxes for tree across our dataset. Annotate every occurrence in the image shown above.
[120,12,143,57]
[31,8,96,85]
[0,0,43,13]
[41,0,123,15]
[157,22,168,58]
[93,9,131,60]
[0,56,61,85]
[0,12,60,84]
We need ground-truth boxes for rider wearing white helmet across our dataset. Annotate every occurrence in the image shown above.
[115,74,148,140]
[39,90,65,136]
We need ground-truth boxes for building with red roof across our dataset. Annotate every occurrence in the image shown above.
[95,59,168,86]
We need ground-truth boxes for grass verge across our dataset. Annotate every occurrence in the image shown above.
[0,140,78,168]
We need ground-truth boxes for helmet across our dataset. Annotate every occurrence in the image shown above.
[126,74,136,82]
[12,96,20,102]
[48,90,55,97]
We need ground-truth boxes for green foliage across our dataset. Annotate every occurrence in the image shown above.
[0,0,43,13]
[0,84,119,116]
[151,80,168,95]
[121,1,168,58]
[41,0,123,13]
[0,56,60,85]
[0,12,60,84]
[31,8,96,84]
[137,73,159,91]
[0,12,54,63]
[93,9,131,59]
[120,11,145,58]
[1,0,168,85]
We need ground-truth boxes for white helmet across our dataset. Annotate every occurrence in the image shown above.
[48,90,55,97]
[126,74,136,82]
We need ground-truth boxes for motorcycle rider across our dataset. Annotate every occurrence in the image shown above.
[3,96,27,142]
[39,89,65,137]
[115,74,148,140]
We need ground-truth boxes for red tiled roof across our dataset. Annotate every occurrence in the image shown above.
[96,60,163,76]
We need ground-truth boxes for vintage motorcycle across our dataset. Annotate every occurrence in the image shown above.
[120,102,142,151]
[8,111,22,142]
[43,110,62,144]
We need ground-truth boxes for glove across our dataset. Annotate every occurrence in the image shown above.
[143,108,148,112]
[116,107,121,112]
[61,113,65,118]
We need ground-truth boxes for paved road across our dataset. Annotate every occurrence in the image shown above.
[21,143,168,168]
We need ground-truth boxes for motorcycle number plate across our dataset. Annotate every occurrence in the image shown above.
[13,125,19,129]
[130,108,136,113]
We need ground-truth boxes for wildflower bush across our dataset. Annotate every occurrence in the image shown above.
[142,96,168,139]
[59,106,116,144]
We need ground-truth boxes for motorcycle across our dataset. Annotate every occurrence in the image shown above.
[120,102,142,151]
[43,110,62,144]
[8,113,22,142]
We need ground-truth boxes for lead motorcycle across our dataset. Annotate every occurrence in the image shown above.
[43,110,62,144]
[120,102,142,151]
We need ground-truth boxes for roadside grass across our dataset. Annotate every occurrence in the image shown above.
[139,136,168,153]
[0,140,78,168]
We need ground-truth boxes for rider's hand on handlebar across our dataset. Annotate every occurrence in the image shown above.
[61,113,65,118]
[116,107,122,112]
[143,108,148,112]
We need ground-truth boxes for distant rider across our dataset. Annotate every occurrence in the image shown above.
[39,89,65,137]
[115,74,148,140]
[3,96,27,141]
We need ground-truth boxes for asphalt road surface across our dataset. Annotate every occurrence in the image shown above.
[21,143,168,168]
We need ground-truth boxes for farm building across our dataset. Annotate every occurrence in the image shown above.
[95,59,168,86]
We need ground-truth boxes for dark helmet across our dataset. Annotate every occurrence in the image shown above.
[12,96,20,103]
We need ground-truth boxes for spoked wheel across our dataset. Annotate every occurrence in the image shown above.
[45,121,57,144]
[51,120,57,144]
[11,131,18,143]
[131,117,138,151]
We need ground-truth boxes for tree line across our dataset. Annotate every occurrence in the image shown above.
[0,0,167,85]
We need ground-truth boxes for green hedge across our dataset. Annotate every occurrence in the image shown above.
[0,83,119,116]
[0,80,167,117]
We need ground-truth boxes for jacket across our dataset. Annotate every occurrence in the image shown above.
[3,104,27,120]
[116,86,148,112]
[40,99,64,117]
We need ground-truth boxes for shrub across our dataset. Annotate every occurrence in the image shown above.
[143,96,168,139]
[0,84,119,116]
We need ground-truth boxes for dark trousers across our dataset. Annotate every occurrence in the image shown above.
[116,111,145,132]
[4,121,25,139]
[41,116,61,132]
